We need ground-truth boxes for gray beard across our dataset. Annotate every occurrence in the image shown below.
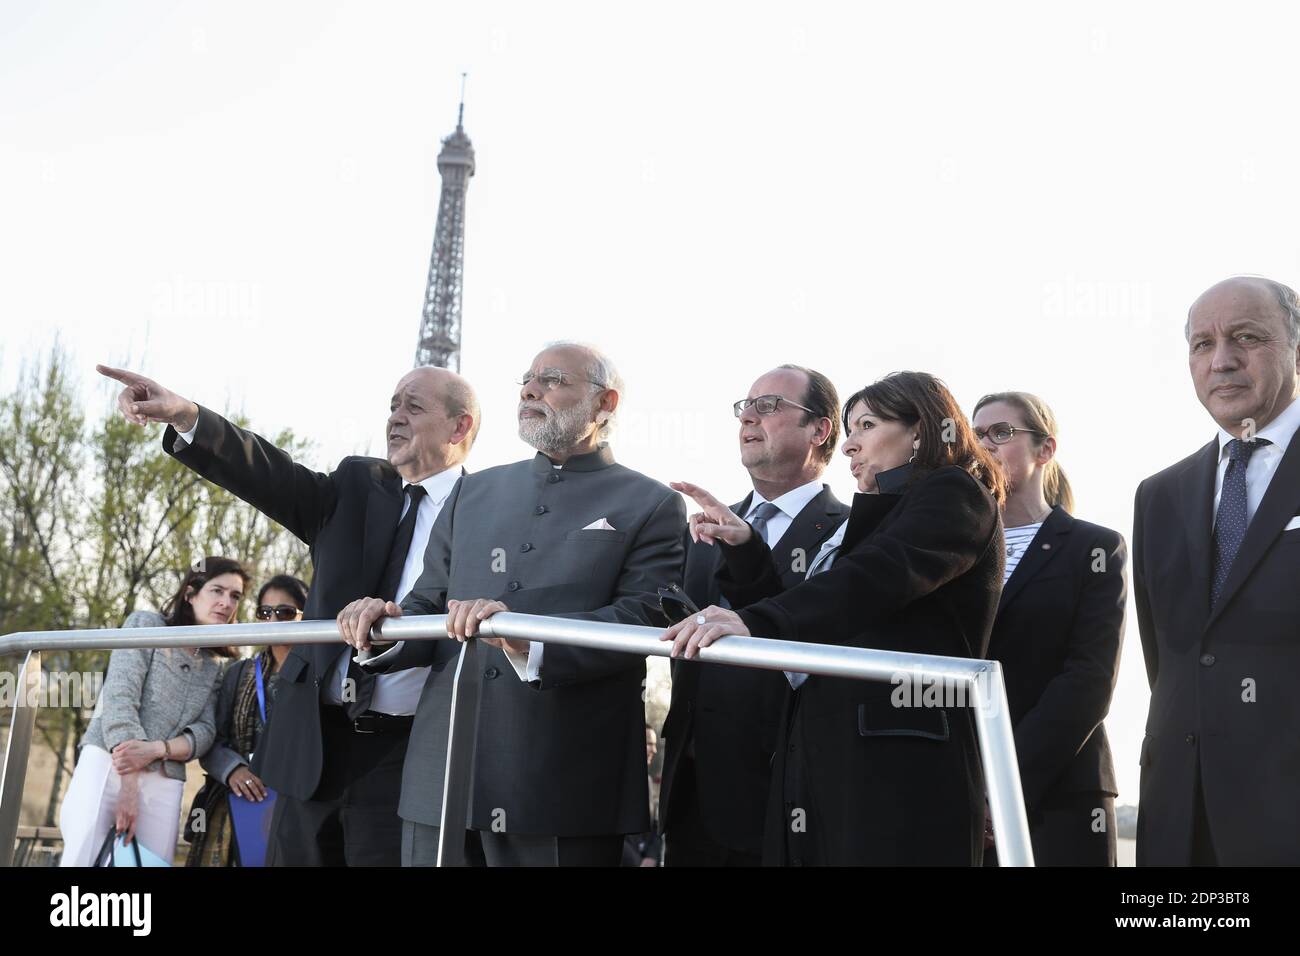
[518,401,594,455]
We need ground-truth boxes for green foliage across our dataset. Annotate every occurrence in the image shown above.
[0,346,314,821]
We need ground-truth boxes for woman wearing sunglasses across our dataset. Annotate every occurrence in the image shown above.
[664,371,1006,866]
[185,574,308,866]
[59,557,245,867]
[971,392,1126,866]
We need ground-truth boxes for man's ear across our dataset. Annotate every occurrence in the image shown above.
[452,412,475,444]
[598,388,620,420]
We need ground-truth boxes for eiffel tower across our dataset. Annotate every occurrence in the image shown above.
[414,77,475,371]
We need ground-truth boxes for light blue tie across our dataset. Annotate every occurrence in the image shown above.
[746,501,781,542]
[719,501,781,611]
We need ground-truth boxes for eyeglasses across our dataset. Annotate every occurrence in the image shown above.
[254,604,302,622]
[974,422,1049,445]
[733,395,817,418]
[518,368,607,392]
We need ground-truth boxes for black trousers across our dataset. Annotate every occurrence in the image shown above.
[265,705,408,866]
[664,757,762,867]
[478,831,624,867]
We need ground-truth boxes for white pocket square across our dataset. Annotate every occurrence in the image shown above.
[1285,516,1300,531]
[582,518,616,531]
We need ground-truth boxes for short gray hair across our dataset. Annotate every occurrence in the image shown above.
[543,340,624,438]
[1185,276,1300,347]
[441,376,482,449]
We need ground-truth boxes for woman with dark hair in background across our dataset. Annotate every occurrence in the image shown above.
[59,557,247,867]
[972,392,1126,866]
[187,574,308,866]
[665,371,1006,865]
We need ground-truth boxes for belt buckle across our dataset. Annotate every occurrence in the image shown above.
[352,713,377,734]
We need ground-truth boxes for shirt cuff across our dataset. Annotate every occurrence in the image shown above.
[358,641,404,669]
[502,642,543,682]
[176,419,199,445]
[181,729,197,760]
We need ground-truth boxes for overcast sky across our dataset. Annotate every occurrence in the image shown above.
[4,0,1299,805]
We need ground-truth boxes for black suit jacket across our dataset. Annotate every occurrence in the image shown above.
[659,485,848,856]
[985,506,1126,857]
[1133,431,1300,866]
[718,465,1004,865]
[163,407,463,801]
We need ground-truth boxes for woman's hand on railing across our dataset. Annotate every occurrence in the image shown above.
[96,365,200,431]
[671,481,753,546]
[115,772,141,846]
[110,739,161,774]
[661,605,750,659]
[337,597,403,651]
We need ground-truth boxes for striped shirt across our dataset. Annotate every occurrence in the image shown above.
[1002,522,1044,583]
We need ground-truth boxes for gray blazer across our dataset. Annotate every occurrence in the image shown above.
[81,610,224,782]
[365,445,686,834]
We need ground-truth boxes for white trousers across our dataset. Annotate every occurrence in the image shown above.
[58,744,184,867]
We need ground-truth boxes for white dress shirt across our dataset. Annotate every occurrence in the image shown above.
[1211,395,1300,527]
[328,464,462,714]
[744,479,825,553]
[177,413,463,715]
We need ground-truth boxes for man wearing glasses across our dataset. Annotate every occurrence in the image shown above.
[338,341,686,866]
[97,362,480,866]
[659,365,848,866]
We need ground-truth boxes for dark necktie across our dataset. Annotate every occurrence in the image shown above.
[347,483,427,719]
[378,484,428,602]
[1211,437,1269,609]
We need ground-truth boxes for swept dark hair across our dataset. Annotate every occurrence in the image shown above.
[778,364,841,466]
[257,574,310,609]
[159,556,249,658]
[842,371,1006,504]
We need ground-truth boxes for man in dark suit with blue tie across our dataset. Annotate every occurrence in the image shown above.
[1133,275,1300,865]
[658,365,848,866]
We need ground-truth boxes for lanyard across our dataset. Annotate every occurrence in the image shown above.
[254,655,268,724]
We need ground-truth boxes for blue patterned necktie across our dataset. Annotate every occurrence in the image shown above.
[1211,437,1270,609]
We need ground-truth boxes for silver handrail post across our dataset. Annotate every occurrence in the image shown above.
[436,640,481,867]
[1,651,43,868]
[969,660,1034,866]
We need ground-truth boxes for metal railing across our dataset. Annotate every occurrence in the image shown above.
[0,614,1034,867]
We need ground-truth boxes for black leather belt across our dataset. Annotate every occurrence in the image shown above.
[328,707,414,735]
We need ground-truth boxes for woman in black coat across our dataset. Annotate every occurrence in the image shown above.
[666,371,1006,866]
[972,392,1125,866]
